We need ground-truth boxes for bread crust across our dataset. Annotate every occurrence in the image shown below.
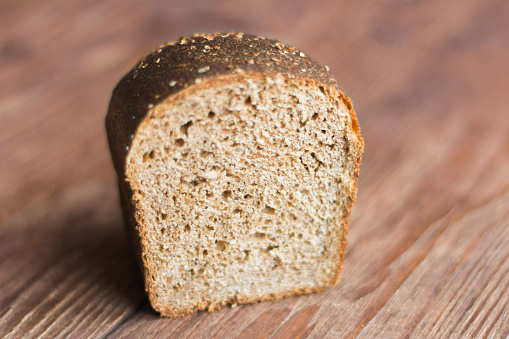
[106,32,362,175]
[106,32,363,317]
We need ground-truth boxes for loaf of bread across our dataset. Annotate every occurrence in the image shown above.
[106,32,363,317]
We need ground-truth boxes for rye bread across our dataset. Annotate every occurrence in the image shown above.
[106,32,363,317]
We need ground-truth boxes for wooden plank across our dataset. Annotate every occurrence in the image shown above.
[0,197,147,338]
[358,192,509,338]
[1,0,509,338]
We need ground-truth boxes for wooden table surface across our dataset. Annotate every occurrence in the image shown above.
[1,0,509,338]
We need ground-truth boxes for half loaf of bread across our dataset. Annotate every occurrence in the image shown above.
[106,32,363,317]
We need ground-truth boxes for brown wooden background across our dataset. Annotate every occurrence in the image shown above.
[1,0,508,338]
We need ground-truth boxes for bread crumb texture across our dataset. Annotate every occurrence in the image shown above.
[106,33,363,317]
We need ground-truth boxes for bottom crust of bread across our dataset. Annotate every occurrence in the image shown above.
[155,286,330,318]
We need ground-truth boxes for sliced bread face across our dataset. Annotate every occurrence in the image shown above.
[106,33,363,317]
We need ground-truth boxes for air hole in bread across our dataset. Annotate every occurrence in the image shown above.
[143,150,156,162]
[249,232,267,240]
[261,205,276,215]
[263,245,278,254]
[216,240,228,251]
[192,178,205,186]
[245,96,255,106]
[180,121,193,136]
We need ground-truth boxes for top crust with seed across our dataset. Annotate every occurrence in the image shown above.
[106,32,361,175]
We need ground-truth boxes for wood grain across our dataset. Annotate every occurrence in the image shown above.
[1,0,509,338]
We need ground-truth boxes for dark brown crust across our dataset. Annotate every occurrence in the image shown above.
[105,32,363,317]
[106,32,345,176]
